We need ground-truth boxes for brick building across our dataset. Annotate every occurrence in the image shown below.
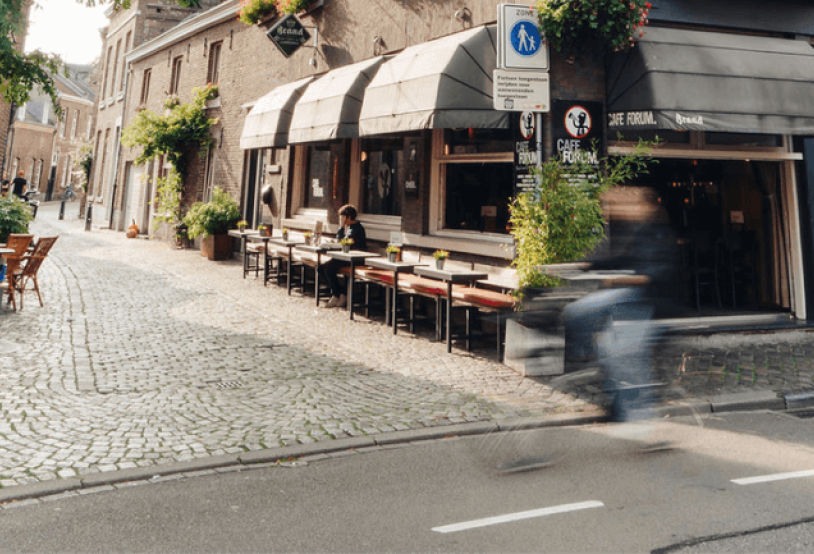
[5,64,95,201]
[117,0,814,324]
[88,0,220,230]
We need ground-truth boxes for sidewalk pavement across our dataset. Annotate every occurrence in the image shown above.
[0,202,813,505]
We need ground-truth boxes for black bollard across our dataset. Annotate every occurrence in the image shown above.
[58,200,66,220]
[84,204,93,231]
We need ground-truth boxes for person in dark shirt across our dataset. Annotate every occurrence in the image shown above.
[321,204,367,308]
[11,170,26,198]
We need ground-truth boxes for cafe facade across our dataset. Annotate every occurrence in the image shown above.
[118,0,814,322]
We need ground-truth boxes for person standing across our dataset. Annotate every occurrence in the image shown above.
[321,205,367,308]
[11,170,26,198]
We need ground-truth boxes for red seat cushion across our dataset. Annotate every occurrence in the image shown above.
[457,287,517,310]
[403,276,447,296]
[357,268,394,283]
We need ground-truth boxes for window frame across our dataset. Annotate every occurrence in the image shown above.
[169,56,183,96]
[140,68,152,105]
[206,41,222,88]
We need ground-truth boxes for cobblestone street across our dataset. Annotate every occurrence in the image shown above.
[2,204,814,492]
[0,204,596,489]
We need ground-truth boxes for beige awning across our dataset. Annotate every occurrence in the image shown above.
[240,76,313,149]
[287,57,385,144]
[358,25,508,136]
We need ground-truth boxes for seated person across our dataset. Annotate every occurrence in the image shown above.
[321,204,367,308]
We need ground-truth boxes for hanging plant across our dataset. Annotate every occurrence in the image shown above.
[536,0,652,53]
[237,0,313,25]
[121,84,219,229]
[508,139,658,297]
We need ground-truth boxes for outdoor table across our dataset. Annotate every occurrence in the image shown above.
[366,257,428,334]
[326,250,379,320]
[269,238,305,295]
[295,243,340,306]
[413,267,488,353]
[228,229,259,279]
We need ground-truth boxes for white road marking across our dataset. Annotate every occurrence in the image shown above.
[732,469,814,485]
[431,501,604,534]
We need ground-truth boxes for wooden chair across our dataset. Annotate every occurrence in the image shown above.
[3,234,34,312]
[11,236,58,310]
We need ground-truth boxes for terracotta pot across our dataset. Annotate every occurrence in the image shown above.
[201,234,233,261]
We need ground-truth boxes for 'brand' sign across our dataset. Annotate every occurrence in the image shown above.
[267,14,311,58]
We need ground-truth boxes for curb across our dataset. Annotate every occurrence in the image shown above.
[0,390,809,506]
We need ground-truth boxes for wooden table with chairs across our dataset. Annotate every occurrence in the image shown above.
[365,257,427,334]
[227,229,259,279]
[296,243,340,306]
[413,267,488,353]
[327,250,380,320]
[268,237,305,295]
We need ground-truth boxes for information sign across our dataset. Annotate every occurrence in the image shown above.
[493,69,550,112]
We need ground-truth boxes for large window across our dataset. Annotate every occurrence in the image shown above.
[169,56,182,95]
[70,110,78,139]
[302,142,349,210]
[360,136,409,216]
[437,128,514,235]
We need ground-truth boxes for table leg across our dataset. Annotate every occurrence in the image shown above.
[392,268,399,334]
[286,246,293,295]
[348,260,356,320]
[384,286,391,328]
[315,252,321,306]
[241,236,248,279]
[446,282,453,353]
[262,239,269,286]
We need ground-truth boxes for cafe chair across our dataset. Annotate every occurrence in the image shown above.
[721,229,758,308]
[11,236,58,310]
[3,233,34,312]
[689,230,722,311]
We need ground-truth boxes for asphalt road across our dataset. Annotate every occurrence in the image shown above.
[0,411,812,553]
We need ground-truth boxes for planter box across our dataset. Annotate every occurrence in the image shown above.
[201,234,233,261]
[502,287,588,377]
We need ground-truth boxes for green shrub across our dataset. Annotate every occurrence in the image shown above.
[0,195,33,243]
[183,187,241,239]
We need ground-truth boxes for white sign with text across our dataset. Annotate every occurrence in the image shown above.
[493,69,550,112]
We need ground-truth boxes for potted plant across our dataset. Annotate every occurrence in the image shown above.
[433,249,449,270]
[0,195,32,243]
[257,224,269,237]
[340,237,354,253]
[503,140,657,376]
[281,227,289,241]
[303,231,312,245]
[386,244,401,263]
[183,187,241,261]
[237,220,248,232]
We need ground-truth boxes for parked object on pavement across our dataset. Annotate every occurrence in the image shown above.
[126,220,139,239]
[10,236,59,310]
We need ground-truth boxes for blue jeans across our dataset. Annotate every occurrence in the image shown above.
[563,287,658,422]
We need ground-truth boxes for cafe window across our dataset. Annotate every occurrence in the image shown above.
[304,142,343,210]
[437,129,514,235]
[360,136,412,217]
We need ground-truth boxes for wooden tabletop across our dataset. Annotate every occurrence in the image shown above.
[414,267,488,283]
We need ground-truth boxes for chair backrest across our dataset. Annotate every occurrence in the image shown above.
[20,236,58,278]
[5,234,34,273]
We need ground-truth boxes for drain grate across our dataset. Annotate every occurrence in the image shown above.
[202,379,245,390]
[787,408,814,419]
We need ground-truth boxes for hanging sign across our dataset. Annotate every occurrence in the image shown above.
[498,4,549,71]
[267,14,311,58]
[513,112,541,195]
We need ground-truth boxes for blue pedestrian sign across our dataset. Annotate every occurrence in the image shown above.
[510,20,541,57]
[498,4,549,71]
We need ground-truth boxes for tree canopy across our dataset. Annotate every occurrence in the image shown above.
[1,0,200,118]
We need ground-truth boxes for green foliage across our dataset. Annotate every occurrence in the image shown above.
[73,140,93,191]
[183,187,241,239]
[536,0,652,53]
[0,194,32,243]
[153,172,183,230]
[509,139,657,295]
[122,85,218,177]
[237,0,313,25]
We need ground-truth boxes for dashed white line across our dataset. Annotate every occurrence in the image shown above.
[732,469,814,485]
[431,500,605,533]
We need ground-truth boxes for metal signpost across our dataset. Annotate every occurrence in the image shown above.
[496,3,550,192]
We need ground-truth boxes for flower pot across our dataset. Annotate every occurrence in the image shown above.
[304,237,312,246]
[388,252,397,263]
[342,244,351,253]
[201,233,233,261]
[435,258,445,270]
[282,232,288,241]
